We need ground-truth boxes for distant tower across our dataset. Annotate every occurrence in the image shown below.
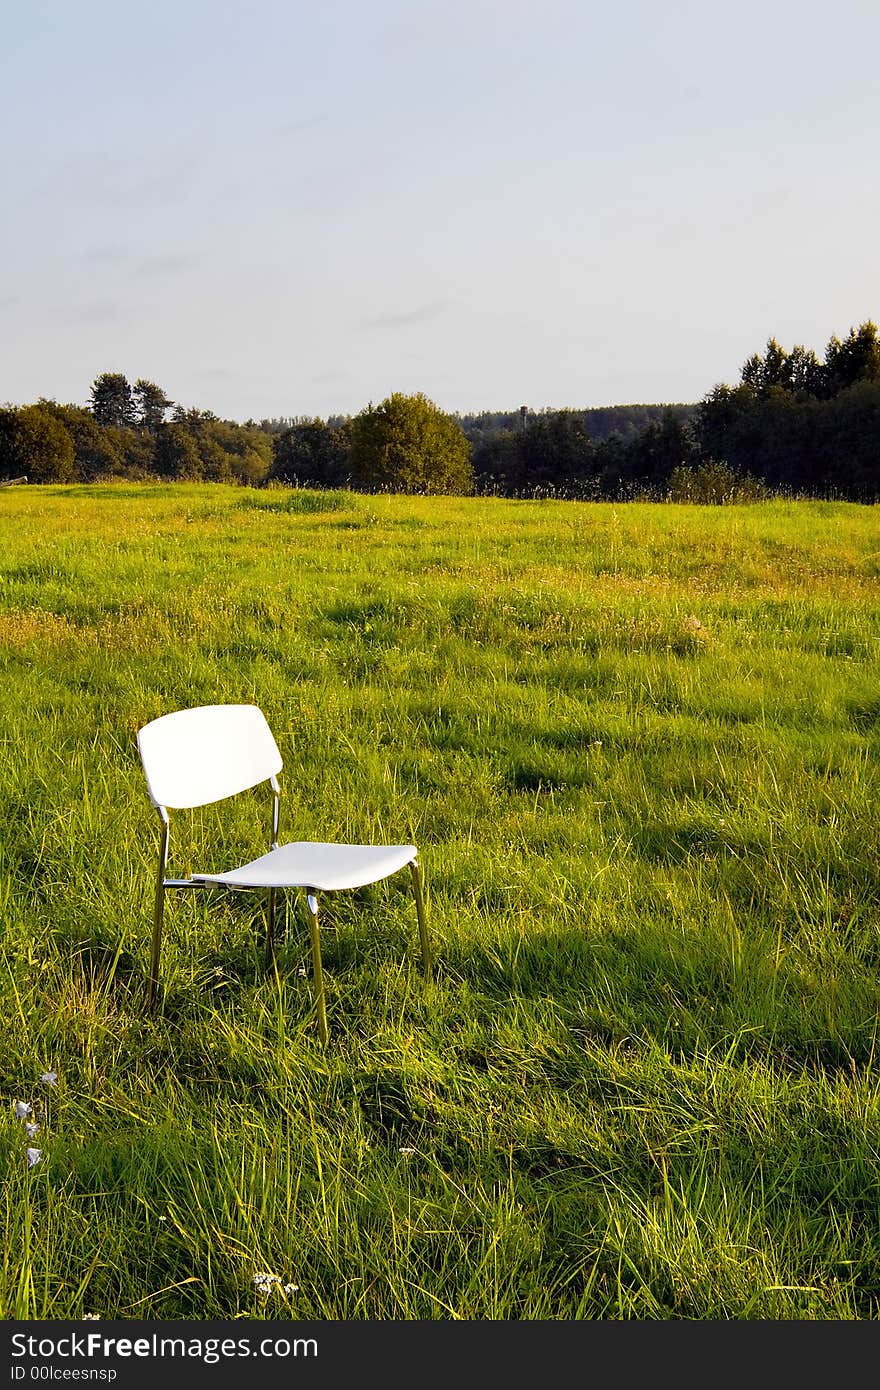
[519,405,529,431]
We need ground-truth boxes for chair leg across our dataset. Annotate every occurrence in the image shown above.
[306,892,329,1046]
[147,880,165,1011]
[409,860,432,977]
[266,887,277,967]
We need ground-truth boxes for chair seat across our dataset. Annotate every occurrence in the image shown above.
[193,841,418,892]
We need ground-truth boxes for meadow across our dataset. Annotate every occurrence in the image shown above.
[1,483,880,1320]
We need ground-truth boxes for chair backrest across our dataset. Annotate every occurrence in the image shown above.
[137,704,283,810]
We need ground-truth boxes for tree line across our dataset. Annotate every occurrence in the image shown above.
[0,374,274,486]
[1,320,878,499]
[464,321,880,501]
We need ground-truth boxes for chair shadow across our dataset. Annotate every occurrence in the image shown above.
[135,883,412,1011]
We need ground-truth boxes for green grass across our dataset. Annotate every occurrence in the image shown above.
[2,483,880,1319]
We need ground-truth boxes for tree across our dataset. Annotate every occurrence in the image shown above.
[787,343,825,397]
[111,425,155,477]
[202,417,273,484]
[474,410,598,497]
[133,378,173,430]
[823,322,880,396]
[517,410,597,495]
[89,372,136,428]
[271,418,352,487]
[153,422,203,479]
[616,409,697,494]
[349,392,473,494]
[39,401,123,480]
[152,412,273,484]
[594,432,629,498]
[472,429,523,496]
[0,408,19,479]
[741,337,793,395]
[0,405,76,483]
[694,320,880,498]
[820,380,880,498]
[740,338,822,398]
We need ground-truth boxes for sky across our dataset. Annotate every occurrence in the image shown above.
[1,0,878,423]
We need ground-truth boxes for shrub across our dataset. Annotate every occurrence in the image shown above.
[667,459,768,504]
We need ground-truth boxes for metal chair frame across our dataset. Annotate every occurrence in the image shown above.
[142,715,430,1045]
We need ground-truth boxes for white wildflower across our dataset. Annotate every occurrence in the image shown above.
[40,1072,58,1086]
[253,1272,298,1297]
[253,1272,280,1295]
[26,1148,42,1168]
[82,1315,100,1322]
[25,1122,39,1139]
[399,1147,416,1157]
[14,1101,32,1119]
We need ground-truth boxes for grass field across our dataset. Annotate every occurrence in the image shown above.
[2,483,880,1320]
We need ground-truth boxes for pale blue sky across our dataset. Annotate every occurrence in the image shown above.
[2,0,878,422]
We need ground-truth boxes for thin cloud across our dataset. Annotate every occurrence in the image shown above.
[41,154,199,210]
[357,301,451,330]
[274,115,328,139]
[310,369,351,384]
[134,254,199,278]
[377,0,569,50]
[81,244,129,264]
[62,301,127,324]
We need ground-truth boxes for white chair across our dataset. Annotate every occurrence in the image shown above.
[136,703,430,1043]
